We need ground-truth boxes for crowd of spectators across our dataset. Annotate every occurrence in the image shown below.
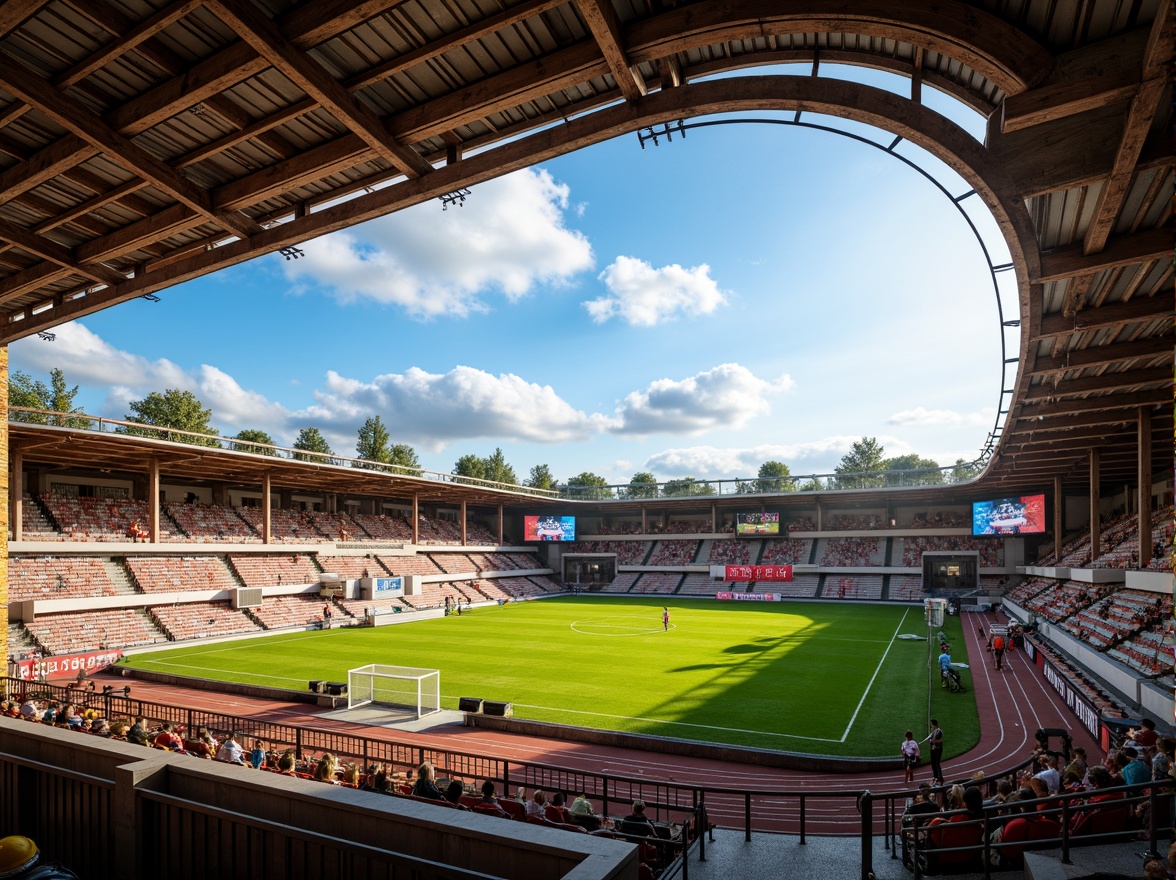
[900,536,1002,567]
[1022,581,1105,623]
[648,540,700,566]
[829,514,883,530]
[819,537,884,566]
[705,539,752,565]
[760,538,811,565]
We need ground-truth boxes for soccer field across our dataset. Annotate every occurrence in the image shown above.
[121,597,979,756]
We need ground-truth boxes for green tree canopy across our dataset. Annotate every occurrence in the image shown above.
[524,463,558,492]
[233,429,278,456]
[882,453,944,486]
[123,389,220,447]
[453,453,487,481]
[797,477,825,492]
[292,426,333,462]
[483,448,517,485]
[389,443,420,475]
[756,460,795,493]
[9,368,88,427]
[624,471,659,499]
[663,477,715,497]
[949,458,983,483]
[565,471,614,500]
[356,415,392,465]
[834,437,886,489]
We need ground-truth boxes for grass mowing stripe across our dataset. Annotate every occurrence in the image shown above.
[121,598,979,756]
[837,606,912,742]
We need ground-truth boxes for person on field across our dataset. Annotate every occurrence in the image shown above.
[992,634,1005,669]
[938,647,952,687]
[662,607,670,631]
[322,603,333,629]
[902,730,921,783]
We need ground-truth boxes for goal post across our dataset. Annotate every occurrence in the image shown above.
[347,664,441,718]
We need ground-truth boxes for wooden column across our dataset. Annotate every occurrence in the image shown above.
[148,457,160,543]
[412,493,419,545]
[262,473,271,544]
[10,446,21,543]
[710,503,716,532]
[641,508,647,533]
[1089,449,1100,561]
[1053,476,1063,559]
[0,346,8,667]
[815,499,822,531]
[497,503,503,545]
[1138,406,1152,567]
[460,499,467,546]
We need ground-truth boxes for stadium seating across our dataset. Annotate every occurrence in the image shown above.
[760,574,820,598]
[787,517,816,532]
[20,493,61,539]
[250,596,335,630]
[377,554,444,576]
[823,575,883,600]
[23,608,167,654]
[165,502,260,542]
[648,540,700,565]
[315,555,386,579]
[469,578,511,600]
[228,554,320,588]
[38,493,184,542]
[704,539,753,565]
[676,573,716,595]
[887,575,923,601]
[9,557,119,601]
[898,535,1002,567]
[1022,581,1102,624]
[350,512,414,541]
[428,553,477,574]
[150,602,262,641]
[494,577,555,599]
[600,572,640,593]
[126,556,240,593]
[818,537,884,566]
[829,514,883,530]
[760,538,811,565]
[234,506,324,543]
[630,573,682,594]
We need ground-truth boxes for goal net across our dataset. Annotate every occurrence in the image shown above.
[347,664,441,719]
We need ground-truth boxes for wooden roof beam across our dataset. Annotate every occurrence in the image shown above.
[1005,408,1170,434]
[1082,5,1172,254]
[1026,333,1172,375]
[0,216,124,287]
[1016,388,1170,419]
[205,0,432,179]
[0,1,49,38]
[0,55,260,241]
[575,0,647,101]
[1036,295,1172,339]
[1035,226,1171,283]
[1022,365,1172,399]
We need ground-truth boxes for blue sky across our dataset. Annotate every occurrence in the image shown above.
[11,66,1015,488]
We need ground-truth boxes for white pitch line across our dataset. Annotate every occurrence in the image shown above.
[511,702,842,743]
[836,606,912,743]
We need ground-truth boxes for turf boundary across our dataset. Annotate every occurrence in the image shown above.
[115,664,904,772]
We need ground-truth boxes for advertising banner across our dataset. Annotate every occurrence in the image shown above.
[1039,651,1101,739]
[12,649,124,681]
[724,565,793,581]
[716,592,780,602]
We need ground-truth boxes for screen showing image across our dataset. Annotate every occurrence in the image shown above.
[524,515,576,542]
[972,494,1046,536]
[735,512,781,537]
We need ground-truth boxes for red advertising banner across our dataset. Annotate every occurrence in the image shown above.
[12,649,124,681]
[724,565,793,582]
[716,592,780,602]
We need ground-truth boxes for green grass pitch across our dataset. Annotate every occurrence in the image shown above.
[121,597,980,757]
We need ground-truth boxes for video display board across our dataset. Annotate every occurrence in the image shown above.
[524,515,576,542]
[972,494,1045,535]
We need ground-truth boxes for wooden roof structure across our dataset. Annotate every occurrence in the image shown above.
[0,0,1169,494]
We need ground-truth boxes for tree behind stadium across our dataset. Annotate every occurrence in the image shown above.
[122,389,220,447]
[9,368,89,428]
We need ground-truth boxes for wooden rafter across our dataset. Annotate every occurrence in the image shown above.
[1035,227,1171,283]
[1025,334,1172,375]
[204,0,433,179]
[575,0,647,101]
[1022,365,1172,399]
[1037,295,1172,339]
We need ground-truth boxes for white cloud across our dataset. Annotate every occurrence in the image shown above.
[585,256,729,326]
[282,168,593,318]
[612,364,793,435]
[302,366,616,451]
[887,406,993,427]
[643,435,914,479]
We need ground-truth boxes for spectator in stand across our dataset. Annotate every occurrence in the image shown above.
[153,721,183,751]
[478,780,509,816]
[443,780,469,808]
[1128,718,1159,756]
[1120,747,1150,787]
[127,716,148,745]
[548,792,573,824]
[250,739,267,770]
[276,752,297,776]
[526,790,548,819]
[215,731,246,765]
[185,726,216,759]
[1033,755,1060,794]
[569,791,602,830]
[313,753,339,783]
[412,762,443,800]
[1063,747,1088,784]
[1152,737,1175,781]
[620,799,656,837]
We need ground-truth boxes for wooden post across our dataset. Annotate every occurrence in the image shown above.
[0,346,8,666]
[460,499,467,546]
[1053,476,1063,559]
[412,493,419,545]
[11,445,21,543]
[497,503,503,545]
[262,472,272,544]
[1089,449,1100,561]
[1138,407,1152,567]
[148,457,160,543]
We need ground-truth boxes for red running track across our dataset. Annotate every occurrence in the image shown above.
[76,609,1100,835]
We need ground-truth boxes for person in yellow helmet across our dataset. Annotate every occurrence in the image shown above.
[0,836,79,879]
